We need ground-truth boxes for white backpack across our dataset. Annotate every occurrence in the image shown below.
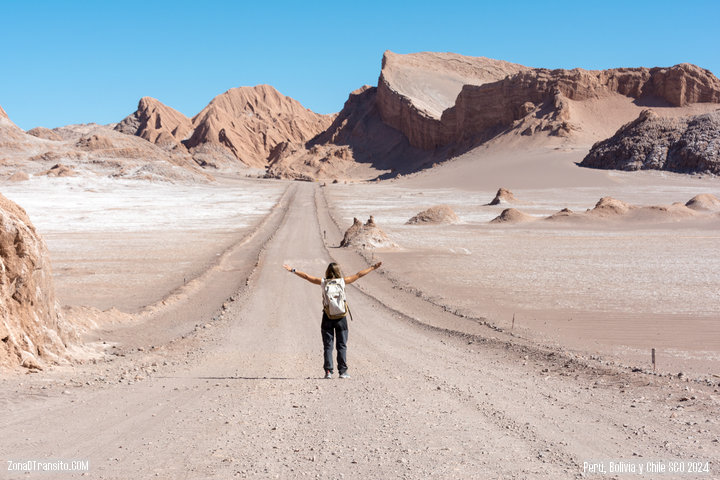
[322,278,347,319]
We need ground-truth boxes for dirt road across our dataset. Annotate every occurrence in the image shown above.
[1,182,717,479]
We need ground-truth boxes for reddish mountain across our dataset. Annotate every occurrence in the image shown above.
[185,85,334,168]
[115,97,193,149]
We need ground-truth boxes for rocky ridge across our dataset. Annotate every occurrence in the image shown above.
[379,54,720,150]
[185,85,334,169]
[0,116,212,183]
[268,52,720,180]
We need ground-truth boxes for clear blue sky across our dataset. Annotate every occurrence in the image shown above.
[1,0,718,130]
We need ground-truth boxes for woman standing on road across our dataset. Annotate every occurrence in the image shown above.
[283,261,382,379]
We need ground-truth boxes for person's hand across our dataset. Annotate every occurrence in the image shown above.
[283,264,293,272]
[373,261,382,269]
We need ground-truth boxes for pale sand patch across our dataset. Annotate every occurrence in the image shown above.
[1,175,286,312]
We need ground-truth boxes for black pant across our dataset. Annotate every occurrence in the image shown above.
[321,312,348,374]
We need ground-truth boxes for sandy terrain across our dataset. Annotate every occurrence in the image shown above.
[324,143,720,380]
[1,52,719,476]
[0,181,718,479]
[1,175,285,312]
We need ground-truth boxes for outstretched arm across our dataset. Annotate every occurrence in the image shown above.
[283,264,322,285]
[345,262,382,284]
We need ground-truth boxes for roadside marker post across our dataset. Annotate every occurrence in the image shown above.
[652,348,656,372]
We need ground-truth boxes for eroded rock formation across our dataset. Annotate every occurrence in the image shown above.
[0,193,73,369]
[115,97,193,149]
[487,188,518,206]
[340,216,398,249]
[185,85,334,168]
[580,109,720,174]
[377,51,720,150]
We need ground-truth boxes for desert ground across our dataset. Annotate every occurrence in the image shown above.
[327,141,720,380]
[2,50,719,479]
[1,160,719,478]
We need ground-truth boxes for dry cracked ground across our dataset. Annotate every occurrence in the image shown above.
[1,182,718,479]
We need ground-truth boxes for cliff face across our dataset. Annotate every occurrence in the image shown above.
[115,97,193,149]
[446,64,720,145]
[185,85,334,168]
[580,109,720,175]
[0,193,73,369]
[375,52,720,150]
[376,51,528,150]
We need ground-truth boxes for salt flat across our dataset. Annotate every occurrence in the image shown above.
[2,175,286,311]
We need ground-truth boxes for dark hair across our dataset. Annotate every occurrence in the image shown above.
[325,262,343,279]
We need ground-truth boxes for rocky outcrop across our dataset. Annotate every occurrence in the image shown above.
[0,193,73,369]
[376,51,720,151]
[340,216,398,249]
[580,109,720,174]
[406,205,459,224]
[0,105,7,119]
[115,97,193,149]
[27,127,63,141]
[377,51,528,150]
[487,188,518,206]
[445,64,720,147]
[185,85,334,168]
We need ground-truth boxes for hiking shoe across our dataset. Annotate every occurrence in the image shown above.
[324,371,333,379]
[339,373,350,379]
